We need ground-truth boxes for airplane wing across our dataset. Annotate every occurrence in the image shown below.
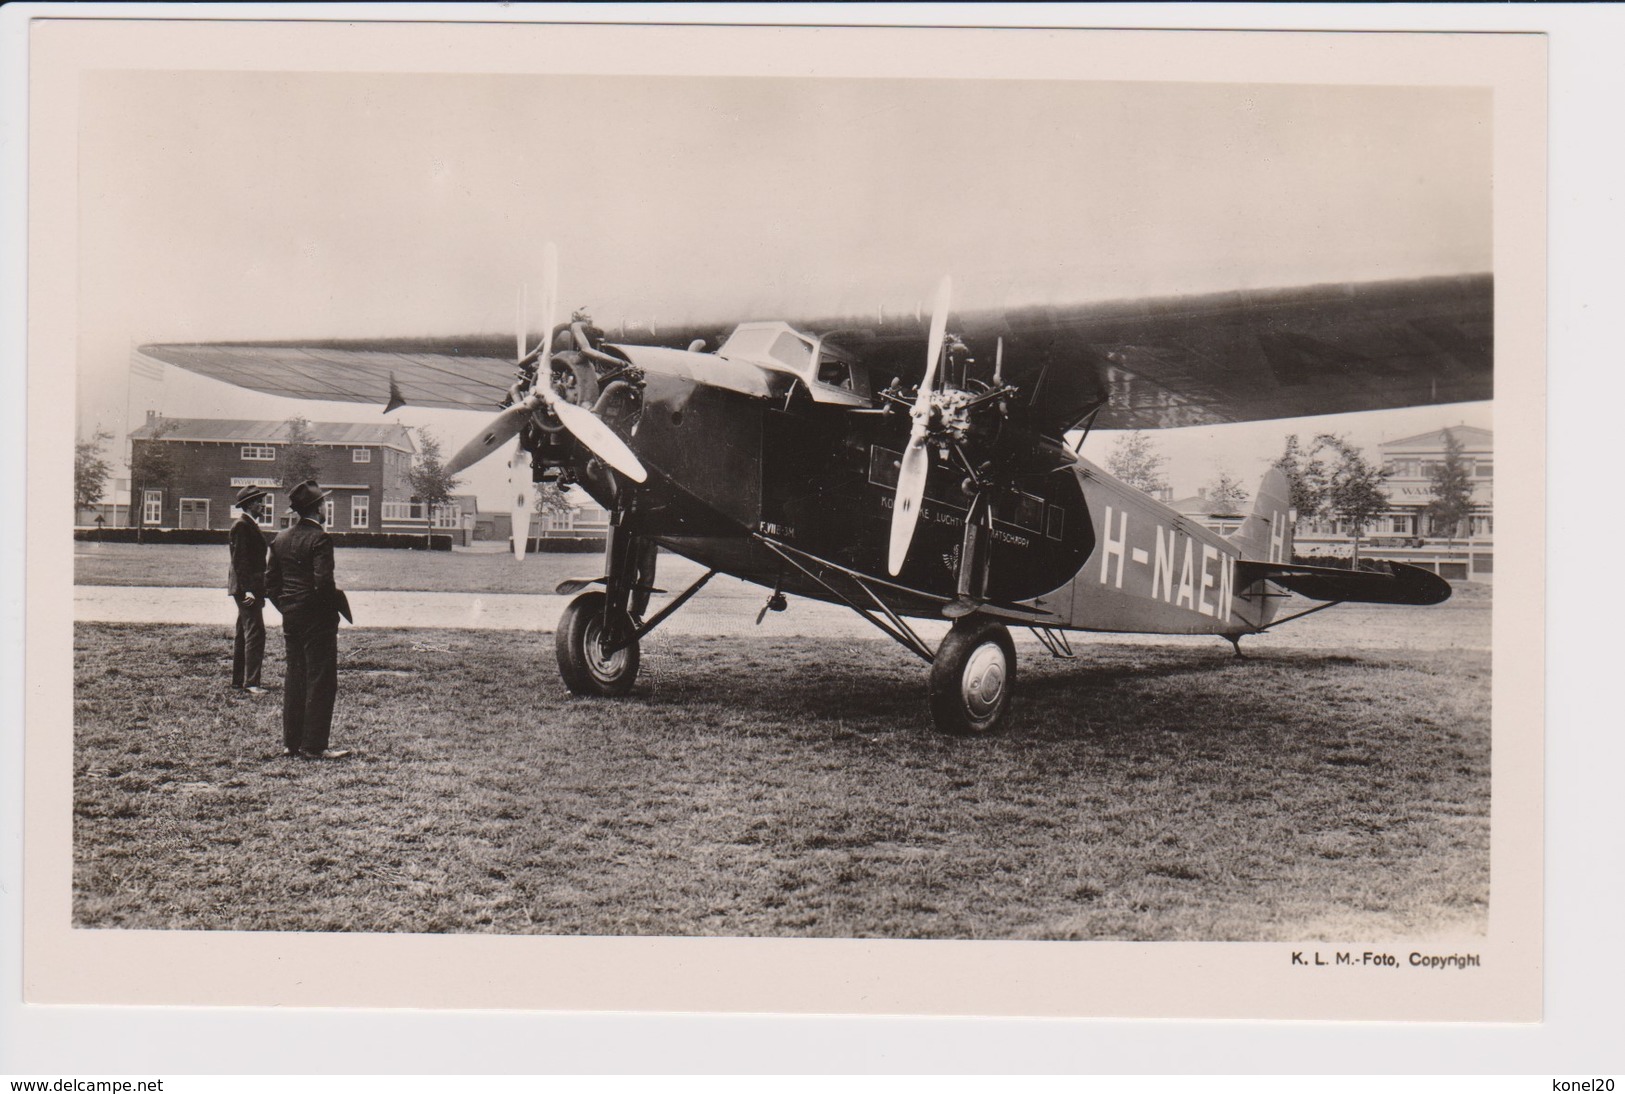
[1234,559,1453,606]
[803,274,1493,435]
[141,273,1490,428]
[136,340,517,412]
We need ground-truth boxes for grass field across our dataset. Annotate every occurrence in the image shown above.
[73,621,1491,940]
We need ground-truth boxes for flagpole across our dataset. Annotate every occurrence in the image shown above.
[125,340,135,527]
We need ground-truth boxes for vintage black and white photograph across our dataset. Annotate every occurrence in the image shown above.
[21,18,1545,1021]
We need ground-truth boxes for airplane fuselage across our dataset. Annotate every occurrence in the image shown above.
[545,347,1285,639]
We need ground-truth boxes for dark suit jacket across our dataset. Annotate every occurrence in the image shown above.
[267,517,340,618]
[227,515,268,599]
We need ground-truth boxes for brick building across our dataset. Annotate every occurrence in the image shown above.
[126,414,417,533]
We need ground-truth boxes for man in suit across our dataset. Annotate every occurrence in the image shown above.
[266,480,351,760]
[227,485,270,694]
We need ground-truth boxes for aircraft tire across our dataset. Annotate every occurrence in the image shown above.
[556,591,641,697]
[929,617,1015,736]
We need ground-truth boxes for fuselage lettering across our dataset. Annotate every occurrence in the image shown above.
[1198,544,1219,617]
[1100,506,1128,589]
[1153,524,1177,602]
[1176,536,1196,609]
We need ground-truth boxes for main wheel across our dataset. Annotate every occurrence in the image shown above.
[556,591,640,697]
[928,617,1016,735]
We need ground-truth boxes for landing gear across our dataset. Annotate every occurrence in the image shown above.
[556,591,641,697]
[929,617,1016,736]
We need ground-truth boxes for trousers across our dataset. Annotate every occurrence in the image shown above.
[232,598,265,688]
[281,607,339,753]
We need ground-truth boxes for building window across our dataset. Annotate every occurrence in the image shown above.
[1387,514,1414,536]
[143,489,162,525]
[254,493,277,529]
[353,448,372,463]
[430,503,462,529]
[1474,462,1493,479]
[241,445,276,461]
[323,498,336,528]
[1471,515,1494,537]
[382,500,421,522]
[351,495,370,529]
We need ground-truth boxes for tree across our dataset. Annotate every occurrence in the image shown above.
[532,480,574,518]
[128,417,178,540]
[1273,433,1325,526]
[277,417,323,496]
[1423,428,1474,543]
[1308,433,1390,564]
[408,427,462,519]
[1105,430,1169,496]
[1203,469,1250,515]
[74,430,113,513]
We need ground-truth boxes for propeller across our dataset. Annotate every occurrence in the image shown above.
[887,275,951,576]
[508,284,532,560]
[446,245,648,483]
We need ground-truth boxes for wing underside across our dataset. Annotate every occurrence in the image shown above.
[136,343,516,413]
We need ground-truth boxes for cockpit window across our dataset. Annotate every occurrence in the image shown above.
[817,357,853,390]
[769,331,813,370]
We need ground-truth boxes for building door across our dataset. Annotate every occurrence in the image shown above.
[179,498,210,529]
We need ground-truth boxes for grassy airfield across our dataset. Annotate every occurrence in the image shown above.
[72,606,1490,940]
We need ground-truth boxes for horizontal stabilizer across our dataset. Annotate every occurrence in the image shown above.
[1234,559,1452,606]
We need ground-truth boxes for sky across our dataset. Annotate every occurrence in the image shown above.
[75,71,1494,506]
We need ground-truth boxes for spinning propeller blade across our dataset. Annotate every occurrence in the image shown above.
[548,397,647,483]
[887,275,951,576]
[449,244,648,483]
[509,442,532,560]
[446,401,533,477]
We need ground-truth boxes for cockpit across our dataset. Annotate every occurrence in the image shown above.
[716,321,872,406]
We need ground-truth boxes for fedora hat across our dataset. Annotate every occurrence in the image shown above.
[233,485,267,507]
[288,479,332,514]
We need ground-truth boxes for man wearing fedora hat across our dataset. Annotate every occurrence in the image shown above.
[227,485,270,694]
[267,479,351,760]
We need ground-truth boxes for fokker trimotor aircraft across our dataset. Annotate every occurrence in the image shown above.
[144,248,1490,734]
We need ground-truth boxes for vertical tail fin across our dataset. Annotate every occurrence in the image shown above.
[1227,466,1295,563]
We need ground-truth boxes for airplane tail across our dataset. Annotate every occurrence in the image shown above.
[1226,466,1295,563]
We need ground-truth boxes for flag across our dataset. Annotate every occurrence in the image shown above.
[384,373,407,414]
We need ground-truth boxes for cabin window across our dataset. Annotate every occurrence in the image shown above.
[1009,492,1044,533]
[1046,506,1065,541]
[868,445,901,490]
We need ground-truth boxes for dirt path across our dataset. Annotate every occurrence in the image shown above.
[73,582,1490,651]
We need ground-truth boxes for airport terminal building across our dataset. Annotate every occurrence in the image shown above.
[125,414,420,533]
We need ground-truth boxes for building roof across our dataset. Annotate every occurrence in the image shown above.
[129,417,416,453]
[1379,424,1493,452]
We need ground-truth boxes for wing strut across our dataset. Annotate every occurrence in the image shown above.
[757,536,938,663]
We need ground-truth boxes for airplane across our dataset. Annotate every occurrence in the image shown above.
[142,250,1490,734]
